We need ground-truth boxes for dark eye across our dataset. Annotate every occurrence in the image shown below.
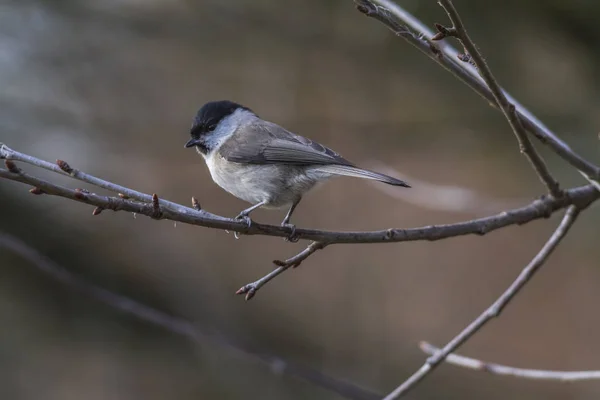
[207,124,216,132]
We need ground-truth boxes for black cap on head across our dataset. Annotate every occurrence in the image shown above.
[185,100,253,151]
[192,100,252,132]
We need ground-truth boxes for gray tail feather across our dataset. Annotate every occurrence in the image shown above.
[316,165,411,188]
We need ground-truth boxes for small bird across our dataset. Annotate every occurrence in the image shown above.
[185,100,410,234]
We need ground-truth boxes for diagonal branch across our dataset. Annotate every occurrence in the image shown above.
[0,232,381,400]
[236,241,327,300]
[432,0,561,197]
[354,0,600,183]
[419,342,600,382]
[382,205,581,399]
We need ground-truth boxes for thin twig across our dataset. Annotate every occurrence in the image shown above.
[354,0,600,182]
[419,342,600,382]
[236,242,326,300]
[0,232,381,400]
[382,205,581,399]
[433,0,561,197]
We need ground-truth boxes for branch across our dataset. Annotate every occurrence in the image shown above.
[1,145,596,246]
[0,143,228,221]
[0,232,381,400]
[581,171,600,192]
[419,342,600,382]
[382,205,581,399]
[431,3,561,197]
[354,0,600,183]
[236,241,326,300]
[1,143,598,298]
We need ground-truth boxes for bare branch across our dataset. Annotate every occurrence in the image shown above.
[1,146,596,246]
[382,205,581,399]
[0,144,229,220]
[580,171,600,192]
[1,140,599,301]
[1,162,596,242]
[236,241,326,300]
[1,143,598,300]
[351,3,599,393]
[433,0,561,197]
[419,342,600,382]
[0,232,381,400]
[354,0,600,183]
[1,165,170,217]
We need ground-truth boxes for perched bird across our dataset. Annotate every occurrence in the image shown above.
[185,100,410,234]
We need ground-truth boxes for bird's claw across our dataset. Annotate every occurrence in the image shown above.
[233,214,253,239]
[281,223,299,242]
[235,213,252,228]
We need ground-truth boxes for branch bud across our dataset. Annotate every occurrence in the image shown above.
[56,159,73,174]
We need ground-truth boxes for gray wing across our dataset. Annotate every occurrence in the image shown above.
[218,120,355,167]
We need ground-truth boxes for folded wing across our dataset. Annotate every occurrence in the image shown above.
[219,121,353,166]
[218,120,409,187]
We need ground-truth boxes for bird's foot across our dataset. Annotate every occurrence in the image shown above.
[234,213,253,227]
[281,223,299,243]
[233,213,253,239]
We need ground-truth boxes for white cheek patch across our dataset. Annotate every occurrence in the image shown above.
[204,108,254,152]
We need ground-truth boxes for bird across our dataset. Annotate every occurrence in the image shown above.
[184,100,410,236]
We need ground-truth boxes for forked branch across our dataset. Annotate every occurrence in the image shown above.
[431,0,561,197]
[355,0,600,184]
[353,0,599,398]
[383,206,581,399]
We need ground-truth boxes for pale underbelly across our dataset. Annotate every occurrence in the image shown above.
[207,157,320,208]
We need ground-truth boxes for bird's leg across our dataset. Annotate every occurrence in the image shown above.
[281,199,301,242]
[281,200,299,226]
[235,200,268,228]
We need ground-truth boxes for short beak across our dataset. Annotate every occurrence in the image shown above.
[184,138,201,148]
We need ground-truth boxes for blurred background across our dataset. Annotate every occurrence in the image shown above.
[1,0,600,398]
